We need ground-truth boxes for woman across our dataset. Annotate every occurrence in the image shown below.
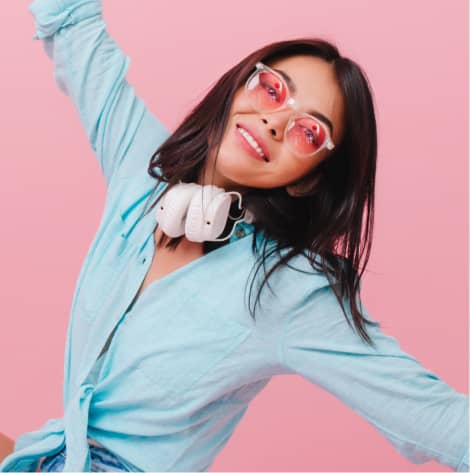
[1,0,468,471]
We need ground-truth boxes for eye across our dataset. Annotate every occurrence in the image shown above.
[261,81,282,103]
[259,71,286,105]
[266,85,279,99]
[302,125,319,146]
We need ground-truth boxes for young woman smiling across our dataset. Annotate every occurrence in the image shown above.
[0,0,468,471]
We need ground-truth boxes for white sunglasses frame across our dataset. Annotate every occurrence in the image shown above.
[244,61,336,158]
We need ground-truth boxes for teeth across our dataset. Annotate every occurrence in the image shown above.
[237,126,266,160]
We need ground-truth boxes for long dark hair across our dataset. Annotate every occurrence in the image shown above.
[142,38,381,347]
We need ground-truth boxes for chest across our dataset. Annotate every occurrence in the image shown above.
[132,226,204,305]
[67,176,268,400]
[90,233,257,405]
[95,227,204,359]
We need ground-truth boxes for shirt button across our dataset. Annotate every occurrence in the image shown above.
[142,257,147,264]
[235,228,245,238]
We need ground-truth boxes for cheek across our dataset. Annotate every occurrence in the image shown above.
[276,152,321,184]
[230,88,249,110]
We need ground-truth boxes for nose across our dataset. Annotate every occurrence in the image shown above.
[259,109,292,141]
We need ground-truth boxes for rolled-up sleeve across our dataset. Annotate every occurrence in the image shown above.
[28,0,169,187]
[279,284,469,471]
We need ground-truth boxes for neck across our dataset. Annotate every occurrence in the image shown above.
[196,168,249,196]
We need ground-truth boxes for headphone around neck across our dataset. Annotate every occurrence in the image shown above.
[155,181,255,243]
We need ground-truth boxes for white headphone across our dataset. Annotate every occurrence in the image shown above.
[155,181,255,243]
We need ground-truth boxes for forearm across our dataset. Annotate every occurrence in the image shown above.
[28,0,168,187]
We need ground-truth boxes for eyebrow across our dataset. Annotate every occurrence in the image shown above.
[273,67,335,137]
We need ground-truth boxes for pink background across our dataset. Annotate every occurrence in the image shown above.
[0,1,468,471]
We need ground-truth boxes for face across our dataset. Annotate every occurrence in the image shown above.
[198,54,345,194]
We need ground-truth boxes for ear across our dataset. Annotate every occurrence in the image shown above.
[285,171,323,197]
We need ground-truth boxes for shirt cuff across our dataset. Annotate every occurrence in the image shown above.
[28,0,102,40]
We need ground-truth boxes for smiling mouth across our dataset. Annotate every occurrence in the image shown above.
[235,124,269,162]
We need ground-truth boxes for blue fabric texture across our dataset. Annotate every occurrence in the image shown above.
[39,444,132,472]
[1,0,468,471]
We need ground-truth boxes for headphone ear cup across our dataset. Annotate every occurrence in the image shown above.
[156,182,200,237]
[185,185,231,242]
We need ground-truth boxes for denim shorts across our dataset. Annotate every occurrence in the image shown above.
[38,443,134,472]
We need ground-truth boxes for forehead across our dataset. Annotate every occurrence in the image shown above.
[267,55,344,144]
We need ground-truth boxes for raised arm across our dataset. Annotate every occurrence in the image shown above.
[28,0,170,187]
[279,284,469,471]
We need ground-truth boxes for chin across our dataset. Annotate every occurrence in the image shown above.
[210,158,242,188]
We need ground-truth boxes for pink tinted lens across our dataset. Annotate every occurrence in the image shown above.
[286,116,327,156]
[246,70,287,111]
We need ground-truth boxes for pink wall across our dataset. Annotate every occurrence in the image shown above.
[0,0,467,471]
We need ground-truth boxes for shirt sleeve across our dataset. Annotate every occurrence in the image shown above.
[28,0,170,187]
[279,284,469,471]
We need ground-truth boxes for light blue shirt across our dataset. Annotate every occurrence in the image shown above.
[2,0,468,471]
